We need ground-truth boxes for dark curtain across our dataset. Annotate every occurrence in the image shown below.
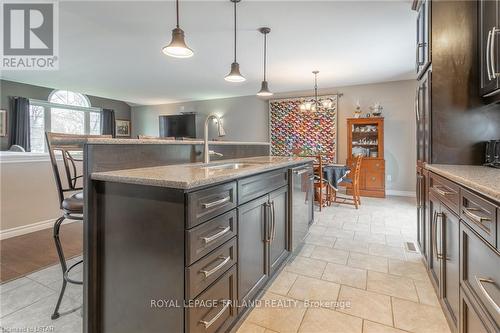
[101,109,116,137]
[9,97,31,151]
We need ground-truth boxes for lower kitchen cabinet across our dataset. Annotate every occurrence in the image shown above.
[421,170,500,333]
[237,195,269,304]
[269,186,289,275]
[442,204,460,326]
[416,168,427,261]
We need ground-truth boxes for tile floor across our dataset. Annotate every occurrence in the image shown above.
[236,196,451,333]
[0,196,450,333]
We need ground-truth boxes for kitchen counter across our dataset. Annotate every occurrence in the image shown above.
[424,164,500,202]
[86,138,270,145]
[91,156,314,190]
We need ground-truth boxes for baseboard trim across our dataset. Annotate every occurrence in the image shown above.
[386,190,416,197]
[0,218,74,240]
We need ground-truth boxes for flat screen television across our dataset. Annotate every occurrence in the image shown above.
[159,114,196,138]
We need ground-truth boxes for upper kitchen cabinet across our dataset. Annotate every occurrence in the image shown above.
[480,0,500,98]
[414,0,431,78]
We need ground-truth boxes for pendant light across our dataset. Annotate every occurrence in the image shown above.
[257,27,273,96]
[225,0,246,82]
[162,0,194,58]
[300,71,320,112]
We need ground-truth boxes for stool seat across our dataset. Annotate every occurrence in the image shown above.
[62,192,83,213]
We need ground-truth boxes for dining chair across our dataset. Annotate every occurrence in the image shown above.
[310,154,335,211]
[335,155,363,209]
[45,132,111,319]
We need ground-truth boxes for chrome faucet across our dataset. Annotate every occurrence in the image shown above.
[204,113,226,164]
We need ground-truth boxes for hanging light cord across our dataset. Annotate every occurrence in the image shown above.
[263,33,267,81]
[314,73,318,107]
[233,1,237,62]
[175,0,180,28]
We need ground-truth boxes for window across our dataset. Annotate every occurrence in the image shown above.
[29,90,101,152]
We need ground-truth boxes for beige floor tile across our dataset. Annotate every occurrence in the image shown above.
[304,234,336,248]
[237,322,267,333]
[392,298,451,333]
[366,271,418,302]
[334,239,370,254]
[414,279,440,307]
[308,225,327,235]
[388,259,428,281]
[324,228,355,240]
[287,275,340,306]
[296,244,314,258]
[322,263,367,289]
[298,308,362,333]
[342,222,371,232]
[354,232,386,245]
[369,244,406,260]
[363,321,408,333]
[268,271,299,296]
[336,286,393,326]
[310,246,349,265]
[348,252,388,273]
[285,256,327,279]
[246,292,306,333]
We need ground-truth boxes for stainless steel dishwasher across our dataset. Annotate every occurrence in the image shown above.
[289,165,314,252]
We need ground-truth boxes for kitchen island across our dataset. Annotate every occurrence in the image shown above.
[84,156,314,333]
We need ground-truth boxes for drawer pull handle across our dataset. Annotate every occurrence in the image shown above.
[432,186,454,196]
[202,226,231,244]
[199,301,230,329]
[462,208,491,228]
[475,276,500,314]
[200,256,231,278]
[202,196,230,209]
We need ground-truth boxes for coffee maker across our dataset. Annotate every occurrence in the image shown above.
[484,140,500,168]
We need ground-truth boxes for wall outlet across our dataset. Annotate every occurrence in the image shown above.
[387,174,392,182]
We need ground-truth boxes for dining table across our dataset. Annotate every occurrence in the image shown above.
[321,164,350,190]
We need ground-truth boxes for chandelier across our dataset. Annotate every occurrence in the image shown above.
[300,71,335,112]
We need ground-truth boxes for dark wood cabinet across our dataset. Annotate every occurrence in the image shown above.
[269,186,289,275]
[237,195,269,304]
[460,288,495,333]
[415,0,431,78]
[237,184,290,304]
[442,205,460,327]
[416,69,431,165]
[480,0,500,97]
[416,168,427,261]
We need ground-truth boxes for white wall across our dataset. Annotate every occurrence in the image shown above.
[132,79,417,193]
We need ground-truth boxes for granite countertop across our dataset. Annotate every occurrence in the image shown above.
[86,138,270,145]
[91,156,314,190]
[424,164,500,202]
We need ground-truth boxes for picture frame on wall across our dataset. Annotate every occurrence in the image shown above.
[0,110,6,137]
[115,119,131,137]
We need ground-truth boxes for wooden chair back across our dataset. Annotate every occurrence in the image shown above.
[45,132,111,208]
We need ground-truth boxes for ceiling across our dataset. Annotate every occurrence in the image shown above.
[1,1,417,106]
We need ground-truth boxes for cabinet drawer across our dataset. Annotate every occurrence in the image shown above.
[186,210,237,265]
[186,266,237,333]
[429,172,460,214]
[186,238,237,299]
[460,189,497,248]
[363,159,385,172]
[187,182,237,228]
[364,172,384,190]
[460,222,500,327]
[460,287,497,333]
[238,169,287,204]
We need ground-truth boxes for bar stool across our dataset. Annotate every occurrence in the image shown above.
[45,132,110,319]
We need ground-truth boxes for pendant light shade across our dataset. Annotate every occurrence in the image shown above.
[256,27,273,96]
[225,0,245,82]
[162,0,193,58]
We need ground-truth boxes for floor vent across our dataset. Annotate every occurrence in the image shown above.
[405,242,417,253]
